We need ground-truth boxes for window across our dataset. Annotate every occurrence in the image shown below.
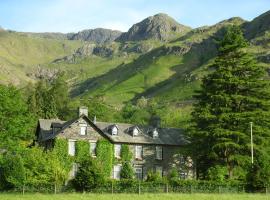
[180,156,185,165]
[153,129,158,138]
[80,124,87,135]
[112,126,118,135]
[134,165,143,180]
[156,146,163,160]
[114,144,121,158]
[135,145,143,160]
[70,163,78,177]
[113,165,122,180]
[90,142,97,156]
[180,171,187,179]
[133,127,139,136]
[155,166,163,177]
[68,140,76,156]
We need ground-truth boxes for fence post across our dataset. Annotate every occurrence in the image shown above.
[138,182,141,195]
[166,183,169,194]
[111,182,114,194]
[218,186,221,194]
[266,186,268,194]
[22,185,25,195]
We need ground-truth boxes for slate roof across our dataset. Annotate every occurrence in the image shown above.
[37,115,188,146]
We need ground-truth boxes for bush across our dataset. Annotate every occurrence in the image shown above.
[73,157,106,191]
[207,165,228,182]
[120,162,134,179]
[146,170,162,183]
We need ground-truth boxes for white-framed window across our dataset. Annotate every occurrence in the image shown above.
[112,126,118,135]
[80,124,87,135]
[90,142,97,156]
[155,166,163,177]
[133,127,139,136]
[70,163,78,177]
[135,145,143,160]
[156,146,163,160]
[113,165,122,180]
[134,165,143,180]
[180,171,187,179]
[68,140,76,156]
[153,129,159,138]
[114,144,121,158]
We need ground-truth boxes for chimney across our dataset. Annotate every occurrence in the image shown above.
[78,106,88,117]
[149,115,161,128]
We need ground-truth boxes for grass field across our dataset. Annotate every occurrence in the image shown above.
[0,193,270,200]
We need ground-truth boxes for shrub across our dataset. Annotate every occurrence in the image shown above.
[73,157,106,191]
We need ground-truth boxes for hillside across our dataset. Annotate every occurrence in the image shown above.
[0,11,269,127]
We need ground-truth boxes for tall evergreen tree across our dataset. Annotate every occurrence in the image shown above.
[190,26,270,182]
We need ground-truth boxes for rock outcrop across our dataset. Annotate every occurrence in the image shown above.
[117,13,191,41]
[67,28,122,44]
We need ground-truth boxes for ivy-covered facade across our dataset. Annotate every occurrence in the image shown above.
[36,107,195,180]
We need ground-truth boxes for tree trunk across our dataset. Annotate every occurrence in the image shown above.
[54,183,57,194]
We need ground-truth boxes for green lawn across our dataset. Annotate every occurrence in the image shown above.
[0,193,269,200]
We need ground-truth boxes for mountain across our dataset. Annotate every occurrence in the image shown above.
[24,28,122,44]
[244,10,270,39]
[67,28,122,43]
[0,11,269,124]
[117,13,191,41]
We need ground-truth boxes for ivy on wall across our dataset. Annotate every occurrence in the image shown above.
[120,144,134,179]
[53,138,72,170]
[96,139,113,177]
[75,140,89,162]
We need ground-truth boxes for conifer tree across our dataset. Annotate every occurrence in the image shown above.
[191,25,270,181]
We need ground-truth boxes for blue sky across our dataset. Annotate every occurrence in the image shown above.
[0,0,269,33]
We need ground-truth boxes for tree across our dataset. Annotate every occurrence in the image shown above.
[73,158,105,191]
[27,80,57,119]
[1,153,26,190]
[0,85,34,148]
[120,144,133,179]
[190,25,270,182]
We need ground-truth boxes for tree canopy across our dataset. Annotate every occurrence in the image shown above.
[190,25,270,186]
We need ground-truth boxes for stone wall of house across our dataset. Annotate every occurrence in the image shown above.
[127,144,195,180]
[57,118,104,141]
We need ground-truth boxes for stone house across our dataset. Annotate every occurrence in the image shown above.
[36,106,194,180]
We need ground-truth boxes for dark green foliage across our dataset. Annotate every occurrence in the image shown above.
[207,166,228,182]
[50,72,71,119]
[96,139,113,177]
[146,170,162,182]
[120,144,132,161]
[191,25,270,185]
[27,80,57,119]
[27,73,72,120]
[73,157,105,191]
[1,153,25,190]
[76,140,90,162]
[0,84,34,147]
[120,163,134,179]
[167,168,179,182]
[120,144,134,179]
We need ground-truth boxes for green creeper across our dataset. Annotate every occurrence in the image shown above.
[190,25,270,184]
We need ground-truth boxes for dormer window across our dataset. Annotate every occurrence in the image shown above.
[152,128,159,138]
[111,125,118,135]
[132,126,139,136]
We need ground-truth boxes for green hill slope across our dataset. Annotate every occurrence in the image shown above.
[0,30,82,84]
